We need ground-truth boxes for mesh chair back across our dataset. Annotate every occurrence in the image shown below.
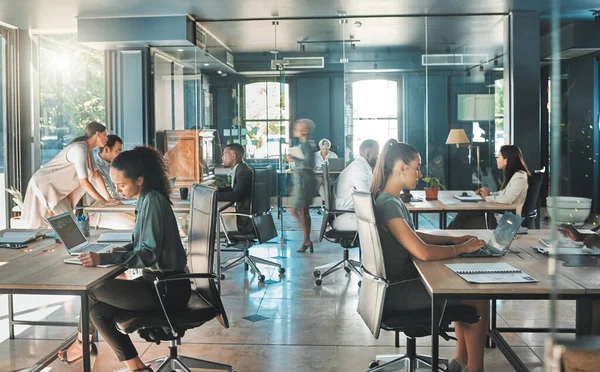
[187,184,229,328]
[251,167,272,215]
[352,191,387,338]
[521,168,546,220]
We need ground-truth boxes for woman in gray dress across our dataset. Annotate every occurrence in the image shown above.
[289,119,317,253]
[371,139,489,372]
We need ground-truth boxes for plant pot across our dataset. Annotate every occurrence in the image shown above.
[10,216,28,229]
[424,187,439,201]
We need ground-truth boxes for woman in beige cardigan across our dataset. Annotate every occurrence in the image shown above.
[448,145,530,229]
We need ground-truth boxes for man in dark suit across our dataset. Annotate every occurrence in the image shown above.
[218,143,254,234]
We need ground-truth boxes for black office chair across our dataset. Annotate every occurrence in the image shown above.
[313,161,361,286]
[352,191,480,371]
[220,167,284,283]
[521,167,546,229]
[114,185,234,372]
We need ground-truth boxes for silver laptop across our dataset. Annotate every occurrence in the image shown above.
[327,158,345,171]
[461,212,524,257]
[47,213,114,255]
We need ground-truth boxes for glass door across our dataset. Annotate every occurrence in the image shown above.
[0,34,6,230]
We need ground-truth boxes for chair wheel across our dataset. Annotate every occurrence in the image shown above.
[315,279,322,286]
[369,360,380,368]
[278,267,286,274]
[258,274,266,282]
[220,274,226,280]
[344,267,351,273]
[313,270,320,277]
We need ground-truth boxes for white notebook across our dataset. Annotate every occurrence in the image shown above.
[288,146,305,160]
[454,195,484,202]
[445,263,538,284]
[0,232,45,244]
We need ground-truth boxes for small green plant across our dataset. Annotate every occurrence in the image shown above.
[422,177,445,190]
[5,187,24,212]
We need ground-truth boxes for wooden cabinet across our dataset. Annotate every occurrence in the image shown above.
[162,129,216,188]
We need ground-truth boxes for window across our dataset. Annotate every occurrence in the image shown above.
[38,34,105,166]
[351,80,398,156]
[494,79,505,154]
[243,82,289,159]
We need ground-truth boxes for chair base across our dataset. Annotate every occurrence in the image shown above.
[221,247,283,283]
[364,337,448,372]
[313,248,361,286]
[114,342,234,372]
[365,354,449,372]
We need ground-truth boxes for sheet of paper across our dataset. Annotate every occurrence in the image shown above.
[98,232,133,242]
[459,272,538,284]
[446,263,520,274]
[63,258,114,268]
[288,146,305,160]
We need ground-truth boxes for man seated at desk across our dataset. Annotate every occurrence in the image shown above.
[218,143,254,234]
[332,139,379,230]
[89,134,135,229]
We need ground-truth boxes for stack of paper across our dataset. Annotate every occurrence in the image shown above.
[0,232,44,244]
[446,263,538,284]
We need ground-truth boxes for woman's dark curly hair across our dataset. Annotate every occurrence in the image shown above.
[111,146,172,204]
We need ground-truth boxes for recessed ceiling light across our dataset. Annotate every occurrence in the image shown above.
[354,21,362,28]
[177,49,184,52]
[204,63,209,66]
[217,70,222,74]
[221,73,228,77]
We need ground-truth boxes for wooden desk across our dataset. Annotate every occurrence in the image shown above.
[413,229,593,372]
[407,191,518,229]
[0,229,123,372]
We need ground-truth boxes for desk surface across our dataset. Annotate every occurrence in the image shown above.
[413,229,584,296]
[0,229,123,292]
[407,190,518,212]
[511,230,600,294]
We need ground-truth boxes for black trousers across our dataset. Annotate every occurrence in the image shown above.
[78,271,191,362]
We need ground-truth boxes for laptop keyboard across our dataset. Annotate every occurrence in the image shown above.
[73,243,110,253]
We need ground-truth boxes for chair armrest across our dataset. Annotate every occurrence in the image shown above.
[151,273,216,338]
[220,212,253,219]
[155,273,217,283]
[328,209,355,215]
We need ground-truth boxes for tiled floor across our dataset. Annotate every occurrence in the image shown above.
[0,210,581,371]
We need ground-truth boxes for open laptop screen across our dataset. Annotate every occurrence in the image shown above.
[47,213,87,250]
[488,212,524,253]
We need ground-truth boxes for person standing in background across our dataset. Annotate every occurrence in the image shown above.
[288,119,317,253]
[22,121,120,228]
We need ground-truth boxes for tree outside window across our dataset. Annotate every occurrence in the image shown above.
[243,82,289,159]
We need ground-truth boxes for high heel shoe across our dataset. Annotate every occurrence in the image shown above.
[57,338,98,365]
[296,242,314,253]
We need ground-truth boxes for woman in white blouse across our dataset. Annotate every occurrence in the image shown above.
[448,145,530,229]
[314,138,338,169]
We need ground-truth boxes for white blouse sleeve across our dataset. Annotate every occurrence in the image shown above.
[66,144,89,179]
[485,171,528,204]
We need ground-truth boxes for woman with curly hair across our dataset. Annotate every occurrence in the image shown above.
[57,146,189,372]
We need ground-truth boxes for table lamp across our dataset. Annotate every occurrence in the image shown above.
[446,129,481,189]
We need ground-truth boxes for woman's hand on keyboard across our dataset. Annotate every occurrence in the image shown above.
[78,252,101,267]
[453,235,478,244]
[459,238,487,254]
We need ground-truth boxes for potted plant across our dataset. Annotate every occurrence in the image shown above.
[422,177,445,200]
[5,187,27,228]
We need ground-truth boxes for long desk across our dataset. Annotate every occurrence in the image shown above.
[0,229,123,372]
[407,191,518,229]
[412,230,596,372]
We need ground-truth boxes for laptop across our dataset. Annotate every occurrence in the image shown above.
[461,212,524,257]
[327,158,345,171]
[47,213,115,255]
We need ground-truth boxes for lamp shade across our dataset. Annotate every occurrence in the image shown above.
[446,129,470,146]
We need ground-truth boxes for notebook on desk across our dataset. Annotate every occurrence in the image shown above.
[98,232,133,243]
[446,263,538,284]
[0,231,47,244]
[454,194,484,202]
